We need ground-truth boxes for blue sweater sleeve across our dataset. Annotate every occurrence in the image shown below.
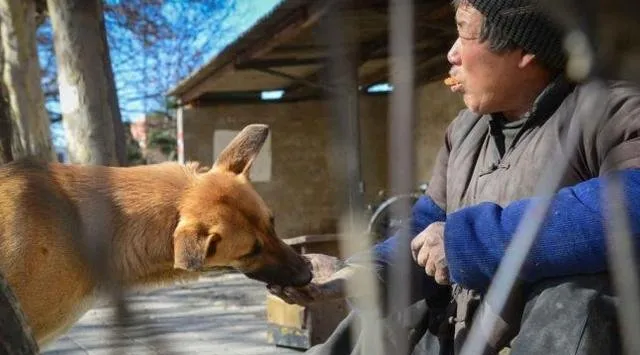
[368,195,446,265]
[445,169,640,291]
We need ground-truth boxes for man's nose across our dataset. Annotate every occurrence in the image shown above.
[447,38,461,66]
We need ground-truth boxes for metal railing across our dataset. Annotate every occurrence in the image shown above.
[4,0,639,354]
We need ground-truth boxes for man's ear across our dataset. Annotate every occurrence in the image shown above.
[518,53,537,69]
[173,220,219,271]
[212,124,269,177]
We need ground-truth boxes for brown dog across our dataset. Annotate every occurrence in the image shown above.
[0,124,312,346]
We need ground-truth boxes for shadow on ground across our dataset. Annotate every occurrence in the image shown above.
[42,272,304,355]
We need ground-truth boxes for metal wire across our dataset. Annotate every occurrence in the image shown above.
[76,182,177,355]
[386,0,416,354]
[323,2,385,354]
[603,173,640,355]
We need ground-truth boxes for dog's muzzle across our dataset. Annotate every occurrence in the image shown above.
[245,263,312,287]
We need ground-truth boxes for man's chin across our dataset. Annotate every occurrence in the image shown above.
[463,98,480,114]
[462,97,492,116]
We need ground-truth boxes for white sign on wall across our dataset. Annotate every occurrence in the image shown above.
[213,129,272,182]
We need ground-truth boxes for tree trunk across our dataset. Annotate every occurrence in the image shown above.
[0,79,12,164]
[0,0,55,162]
[0,35,12,164]
[47,0,125,166]
[0,13,12,165]
[0,272,39,355]
[97,8,126,166]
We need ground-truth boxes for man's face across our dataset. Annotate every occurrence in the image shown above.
[447,4,524,115]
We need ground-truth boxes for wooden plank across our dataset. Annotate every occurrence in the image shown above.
[266,293,307,329]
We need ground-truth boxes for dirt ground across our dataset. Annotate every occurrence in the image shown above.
[42,272,304,355]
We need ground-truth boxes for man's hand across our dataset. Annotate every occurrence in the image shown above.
[411,222,450,285]
[267,253,348,306]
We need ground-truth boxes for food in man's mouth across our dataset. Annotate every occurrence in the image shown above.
[444,77,460,86]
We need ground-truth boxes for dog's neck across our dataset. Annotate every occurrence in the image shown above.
[57,162,201,288]
[110,163,203,287]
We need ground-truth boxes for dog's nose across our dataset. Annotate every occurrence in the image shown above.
[290,265,312,287]
[284,253,312,286]
[243,256,312,287]
[241,241,313,286]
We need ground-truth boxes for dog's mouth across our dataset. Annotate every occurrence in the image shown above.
[244,265,312,287]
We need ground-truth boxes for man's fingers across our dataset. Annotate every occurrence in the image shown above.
[425,233,440,247]
[416,244,430,267]
[305,284,322,299]
[304,253,341,279]
[434,267,450,285]
[424,256,436,277]
[411,233,426,261]
[268,285,308,305]
[271,284,328,306]
[435,255,448,269]
[283,287,312,304]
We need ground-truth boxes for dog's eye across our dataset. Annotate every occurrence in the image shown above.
[244,242,262,259]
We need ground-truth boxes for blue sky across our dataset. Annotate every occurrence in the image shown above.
[116,0,283,122]
[48,0,282,151]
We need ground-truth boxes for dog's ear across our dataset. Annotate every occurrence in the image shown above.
[213,124,269,177]
[173,220,219,271]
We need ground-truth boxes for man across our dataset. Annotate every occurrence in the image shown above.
[269,0,640,353]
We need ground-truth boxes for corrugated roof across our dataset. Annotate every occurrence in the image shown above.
[167,0,316,97]
[168,0,456,103]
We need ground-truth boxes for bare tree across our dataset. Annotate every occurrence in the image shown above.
[103,0,237,116]
[46,0,125,165]
[0,0,55,162]
[0,81,12,164]
[0,86,12,164]
[33,0,236,164]
[0,33,12,164]
[38,0,236,120]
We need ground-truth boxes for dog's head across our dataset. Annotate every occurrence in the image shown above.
[173,124,312,287]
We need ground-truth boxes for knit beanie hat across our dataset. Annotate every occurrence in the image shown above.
[465,0,566,71]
